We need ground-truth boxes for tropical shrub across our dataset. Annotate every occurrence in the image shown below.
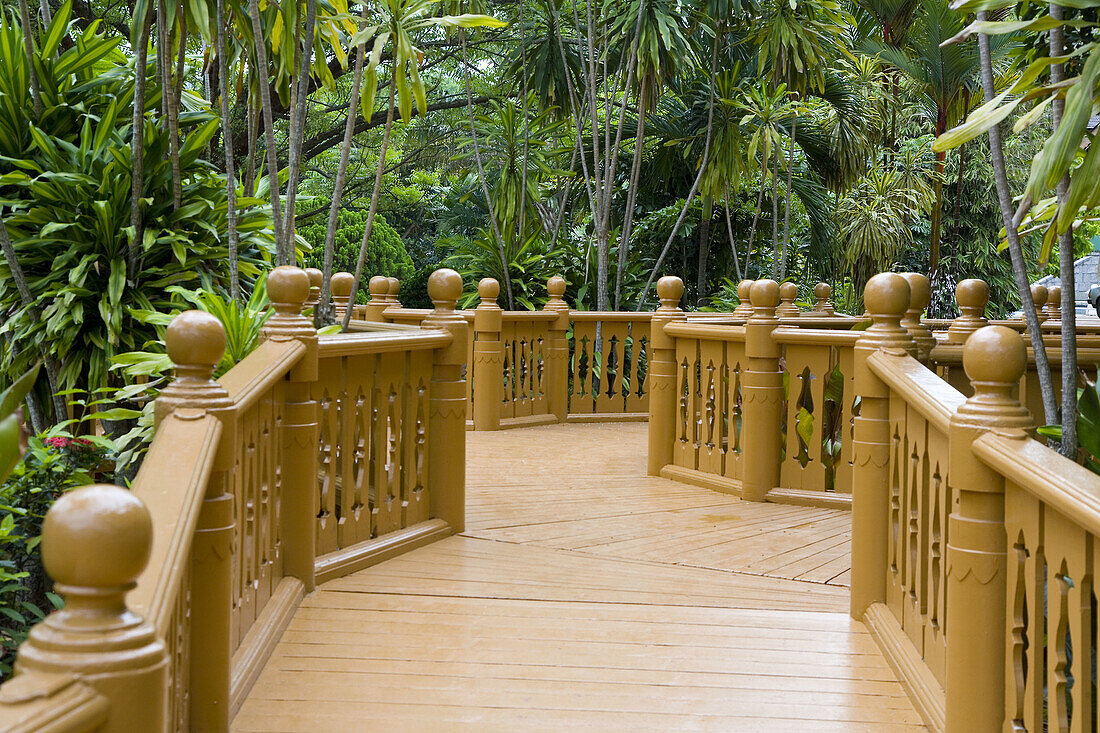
[0,7,275,420]
[299,212,414,303]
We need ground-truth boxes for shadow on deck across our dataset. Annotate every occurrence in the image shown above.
[233,423,924,731]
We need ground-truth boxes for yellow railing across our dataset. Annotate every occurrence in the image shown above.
[0,267,467,733]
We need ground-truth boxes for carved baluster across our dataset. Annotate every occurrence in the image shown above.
[330,271,354,324]
[741,280,783,502]
[422,269,468,531]
[732,279,754,318]
[472,278,504,431]
[900,272,935,362]
[8,486,166,731]
[850,273,915,619]
[776,282,800,317]
[261,266,318,591]
[543,276,570,422]
[155,311,234,731]
[647,276,686,476]
[946,326,1032,732]
[946,278,989,345]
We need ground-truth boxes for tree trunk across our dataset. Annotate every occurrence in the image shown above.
[168,12,186,211]
[724,184,743,282]
[771,144,780,277]
[281,0,318,265]
[780,112,795,280]
[976,12,1058,425]
[1051,4,1078,457]
[616,86,647,309]
[929,108,947,275]
[343,83,397,330]
[216,0,240,300]
[744,162,767,278]
[128,1,153,280]
[319,18,367,324]
[248,0,288,263]
[17,0,42,116]
[696,194,712,305]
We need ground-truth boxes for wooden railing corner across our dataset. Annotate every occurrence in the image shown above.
[472,278,504,431]
[647,275,686,476]
[741,280,783,502]
[543,276,570,423]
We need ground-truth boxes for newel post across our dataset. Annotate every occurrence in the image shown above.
[387,276,402,308]
[809,282,835,315]
[850,273,916,620]
[155,310,234,731]
[304,268,323,310]
[900,272,935,362]
[732,279,754,318]
[330,271,353,323]
[946,279,990,345]
[9,486,166,731]
[741,280,783,502]
[361,276,391,322]
[647,276,686,476]
[776,282,800,317]
[543,276,571,423]
[261,266,318,592]
[945,326,1032,732]
[422,269,468,532]
[472,278,504,431]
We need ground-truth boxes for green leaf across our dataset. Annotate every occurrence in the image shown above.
[0,363,41,420]
[41,1,73,57]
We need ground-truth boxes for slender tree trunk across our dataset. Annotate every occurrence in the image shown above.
[638,35,720,307]
[617,87,647,309]
[281,0,318,265]
[128,1,153,280]
[771,145,780,277]
[17,0,42,117]
[929,109,947,275]
[168,11,186,211]
[780,111,795,280]
[216,0,240,300]
[343,84,397,330]
[248,0,288,263]
[724,185,743,281]
[976,13,1058,425]
[696,195,713,304]
[245,74,258,197]
[1051,4,1078,457]
[952,141,966,245]
[319,23,367,325]
[744,162,767,278]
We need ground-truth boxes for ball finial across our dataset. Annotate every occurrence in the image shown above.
[656,276,685,309]
[813,282,832,300]
[478,277,500,302]
[166,310,225,371]
[547,275,567,298]
[330,272,354,298]
[750,279,781,310]
[777,282,799,317]
[900,272,930,312]
[963,325,1027,386]
[864,273,911,318]
[42,485,153,592]
[427,268,463,309]
[266,266,310,311]
[304,267,323,291]
[368,276,389,300]
[1046,285,1062,319]
[387,277,401,302]
[956,279,990,312]
[1030,284,1048,307]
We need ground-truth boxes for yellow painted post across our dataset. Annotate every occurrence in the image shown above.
[387,276,402,308]
[850,273,915,620]
[543,276,571,423]
[741,280,783,502]
[1029,284,1048,324]
[732,279,754,318]
[361,276,390,322]
[946,278,989,345]
[1046,284,1062,322]
[330,271,353,324]
[776,281,800,317]
[472,278,504,431]
[155,310,234,731]
[810,282,835,315]
[422,269,468,532]
[946,326,1033,732]
[647,276,686,476]
[261,266,318,592]
[900,272,935,362]
[304,267,322,310]
[12,485,167,732]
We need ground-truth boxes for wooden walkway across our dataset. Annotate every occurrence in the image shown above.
[234,423,925,732]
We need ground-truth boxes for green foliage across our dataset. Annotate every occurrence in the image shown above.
[1039,374,1100,476]
[0,9,275,407]
[300,212,414,303]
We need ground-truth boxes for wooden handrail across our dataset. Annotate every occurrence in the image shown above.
[867,351,964,433]
[663,321,746,340]
[317,329,452,357]
[219,339,306,411]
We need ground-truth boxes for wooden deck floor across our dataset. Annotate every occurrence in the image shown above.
[233,423,924,732]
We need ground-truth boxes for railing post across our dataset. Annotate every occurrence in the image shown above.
[387,276,402,308]
[421,268,468,532]
[361,276,390,322]
[810,282,835,315]
[261,266,318,592]
[945,326,1032,732]
[154,310,234,731]
[850,273,915,620]
[1046,284,1062,321]
[741,280,783,502]
[304,267,322,310]
[543,275,571,423]
[10,485,166,732]
[1028,283,1048,324]
[647,276,686,476]
[946,278,989,345]
[732,279,754,318]
[900,272,935,362]
[472,278,504,431]
[776,281,800,317]
[330,271,353,323]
